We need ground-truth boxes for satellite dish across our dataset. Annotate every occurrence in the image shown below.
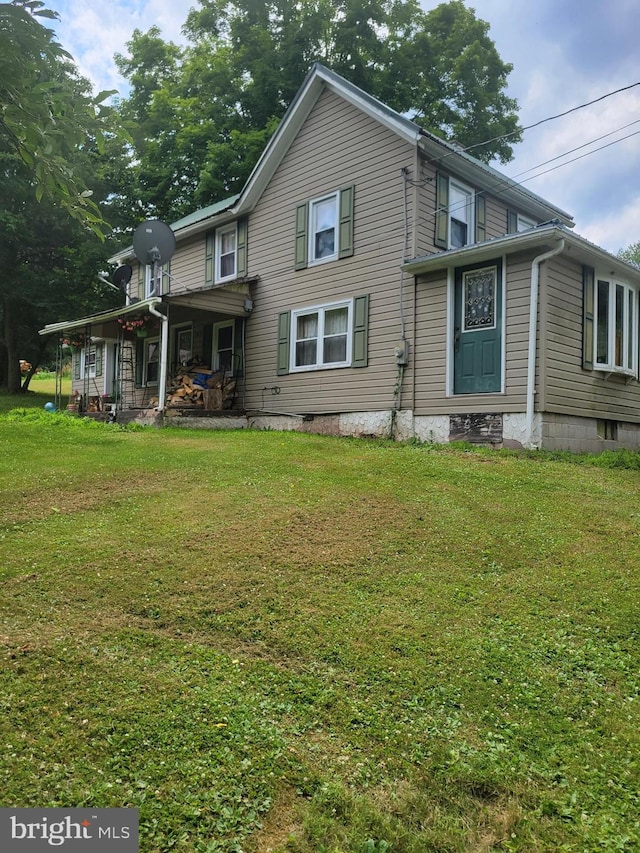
[112,264,133,290]
[132,219,176,267]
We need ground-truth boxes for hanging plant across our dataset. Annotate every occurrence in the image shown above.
[117,313,159,334]
[60,332,89,350]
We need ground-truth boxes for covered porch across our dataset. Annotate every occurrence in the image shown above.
[39,283,254,420]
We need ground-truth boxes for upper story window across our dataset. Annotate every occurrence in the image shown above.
[205,220,247,287]
[216,223,237,282]
[310,194,338,263]
[295,185,354,270]
[595,276,637,375]
[145,264,163,298]
[517,214,537,232]
[449,181,474,248]
[435,174,478,250]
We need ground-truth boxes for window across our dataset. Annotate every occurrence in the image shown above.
[216,224,237,282]
[517,215,537,232]
[213,320,235,374]
[291,301,351,370]
[295,186,354,270]
[593,275,637,375]
[78,344,102,380]
[277,295,370,374]
[449,181,473,248]
[144,339,160,385]
[174,326,192,368]
[310,194,338,263]
[435,175,477,249]
[145,264,163,298]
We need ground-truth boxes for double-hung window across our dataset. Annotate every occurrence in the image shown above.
[449,181,473,248]
[145,264,163,298]
[295,186,354,270]
[216,224,237,282]
[309,194,339,263]
[594,276,637,375]
[292,301,352,371]
[144,339,160,385]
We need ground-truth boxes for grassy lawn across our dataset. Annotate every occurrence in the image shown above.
[1,411,639,852]
[0,372,72,415]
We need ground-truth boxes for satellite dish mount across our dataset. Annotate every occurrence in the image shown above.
[132,220,176,296]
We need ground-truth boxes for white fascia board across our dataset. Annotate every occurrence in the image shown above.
[403,225,640,284]
[39,298,162,336]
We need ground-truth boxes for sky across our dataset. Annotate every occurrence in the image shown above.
[42,0,640,255]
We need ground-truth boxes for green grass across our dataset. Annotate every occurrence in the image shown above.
[1,412,639,852]
[0,373,72,415]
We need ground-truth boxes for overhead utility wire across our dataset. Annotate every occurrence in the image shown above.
[418,122,640,226]
[425,80,640,169]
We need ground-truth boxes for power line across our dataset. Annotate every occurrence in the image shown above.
[425,80,640,170]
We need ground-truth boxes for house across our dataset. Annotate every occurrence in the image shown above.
[41,64,640,453]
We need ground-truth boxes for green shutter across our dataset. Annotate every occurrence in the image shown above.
[135,340,144,387]
[237,219,247,277]
[277,311,291,375]
[435,173,449,249]
[507,210,518,234]
[205,231,214,286]
[352,294,369,368]
[202,323,213,367]
[583,265,595,370]
[295,203,308,270]
[475,193,486,243]
[95,344,103,377]
[137,262,144,300]
[163,259,171,295]
[338,185,355,259]
[73,350,80,380]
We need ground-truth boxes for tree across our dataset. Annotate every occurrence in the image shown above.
[0,2,123,392]
[114,0,521,220]
[0,1,115,236]
[618,241,640,269]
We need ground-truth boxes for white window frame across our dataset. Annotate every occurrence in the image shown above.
[145,264,163,298]
[144,338,161,386]
[309,192,339,265]
[215,223,237,283]
[448,180,474,249]
[81,346,97,380]
[174,325,193,368]
[213,319,235,374]
[290,299,353,372]
[517,214,537,232]
[593,275,638,377]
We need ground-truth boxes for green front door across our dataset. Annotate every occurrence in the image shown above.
[454,261,502,394]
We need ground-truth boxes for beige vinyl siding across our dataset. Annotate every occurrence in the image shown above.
[244,87,416,415]
[413,251,537,415]
[541,255,640,422]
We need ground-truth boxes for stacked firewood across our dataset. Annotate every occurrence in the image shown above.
[166,365,236,409]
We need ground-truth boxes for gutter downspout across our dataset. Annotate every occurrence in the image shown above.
[148,301,169,411]
[526,239,564,448]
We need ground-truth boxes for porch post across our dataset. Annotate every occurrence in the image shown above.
[149,300,169,411]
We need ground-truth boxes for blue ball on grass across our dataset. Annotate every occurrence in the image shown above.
[44,402,56,412]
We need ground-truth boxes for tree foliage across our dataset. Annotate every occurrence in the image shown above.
[114,0,521,221]
[0,1,116,236]
[0,2,123,392]
[618,241,640,269]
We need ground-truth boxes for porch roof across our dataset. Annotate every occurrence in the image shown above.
[38,297,163,336]
[403,223,640,283]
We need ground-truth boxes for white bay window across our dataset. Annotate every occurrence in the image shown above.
[593,275,637,375]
